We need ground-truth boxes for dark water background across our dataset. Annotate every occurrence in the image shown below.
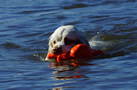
[0,0,137,90]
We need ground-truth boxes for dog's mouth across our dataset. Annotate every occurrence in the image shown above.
[52,47,73,55]
[51,47,62,55]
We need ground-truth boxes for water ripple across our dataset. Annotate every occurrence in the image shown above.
[0,0,137,90]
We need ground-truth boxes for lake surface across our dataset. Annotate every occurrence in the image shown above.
[0,0,137,90]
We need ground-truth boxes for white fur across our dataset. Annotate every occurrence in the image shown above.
[45,25,89,61]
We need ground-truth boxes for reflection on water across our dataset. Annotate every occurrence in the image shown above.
[47,58,93,89]
[48,59,95,71]
[50,61,89,90]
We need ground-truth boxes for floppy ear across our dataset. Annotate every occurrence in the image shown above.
[75,39,89,46]
[75,40,82,44]
[74,28,90,46]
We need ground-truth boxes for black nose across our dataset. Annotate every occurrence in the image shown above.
[52,47,62,55]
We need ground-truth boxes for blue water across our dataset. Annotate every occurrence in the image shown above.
[0,0,137,90]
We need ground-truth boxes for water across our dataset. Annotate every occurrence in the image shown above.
[0,0,137,90]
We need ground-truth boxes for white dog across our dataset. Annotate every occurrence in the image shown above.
[45,25,89,60]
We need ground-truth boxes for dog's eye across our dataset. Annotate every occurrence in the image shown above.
[64,37,74,45]
[53,41,56,44]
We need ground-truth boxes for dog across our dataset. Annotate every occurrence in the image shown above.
[45,25,89,60]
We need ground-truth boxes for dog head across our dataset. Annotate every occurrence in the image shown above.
[48,25,89,55]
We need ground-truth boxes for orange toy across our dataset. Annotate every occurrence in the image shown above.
[46,53,58,59]
[70,44,104,59]
[46,44,104,62]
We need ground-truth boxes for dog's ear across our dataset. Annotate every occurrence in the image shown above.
[75,39,90,46]
[64,37,75,45]
[75,40,82,44]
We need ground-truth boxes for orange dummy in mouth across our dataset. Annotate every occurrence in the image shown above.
[46,44,104,62]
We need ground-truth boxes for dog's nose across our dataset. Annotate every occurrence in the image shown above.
[53,47,62,55]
